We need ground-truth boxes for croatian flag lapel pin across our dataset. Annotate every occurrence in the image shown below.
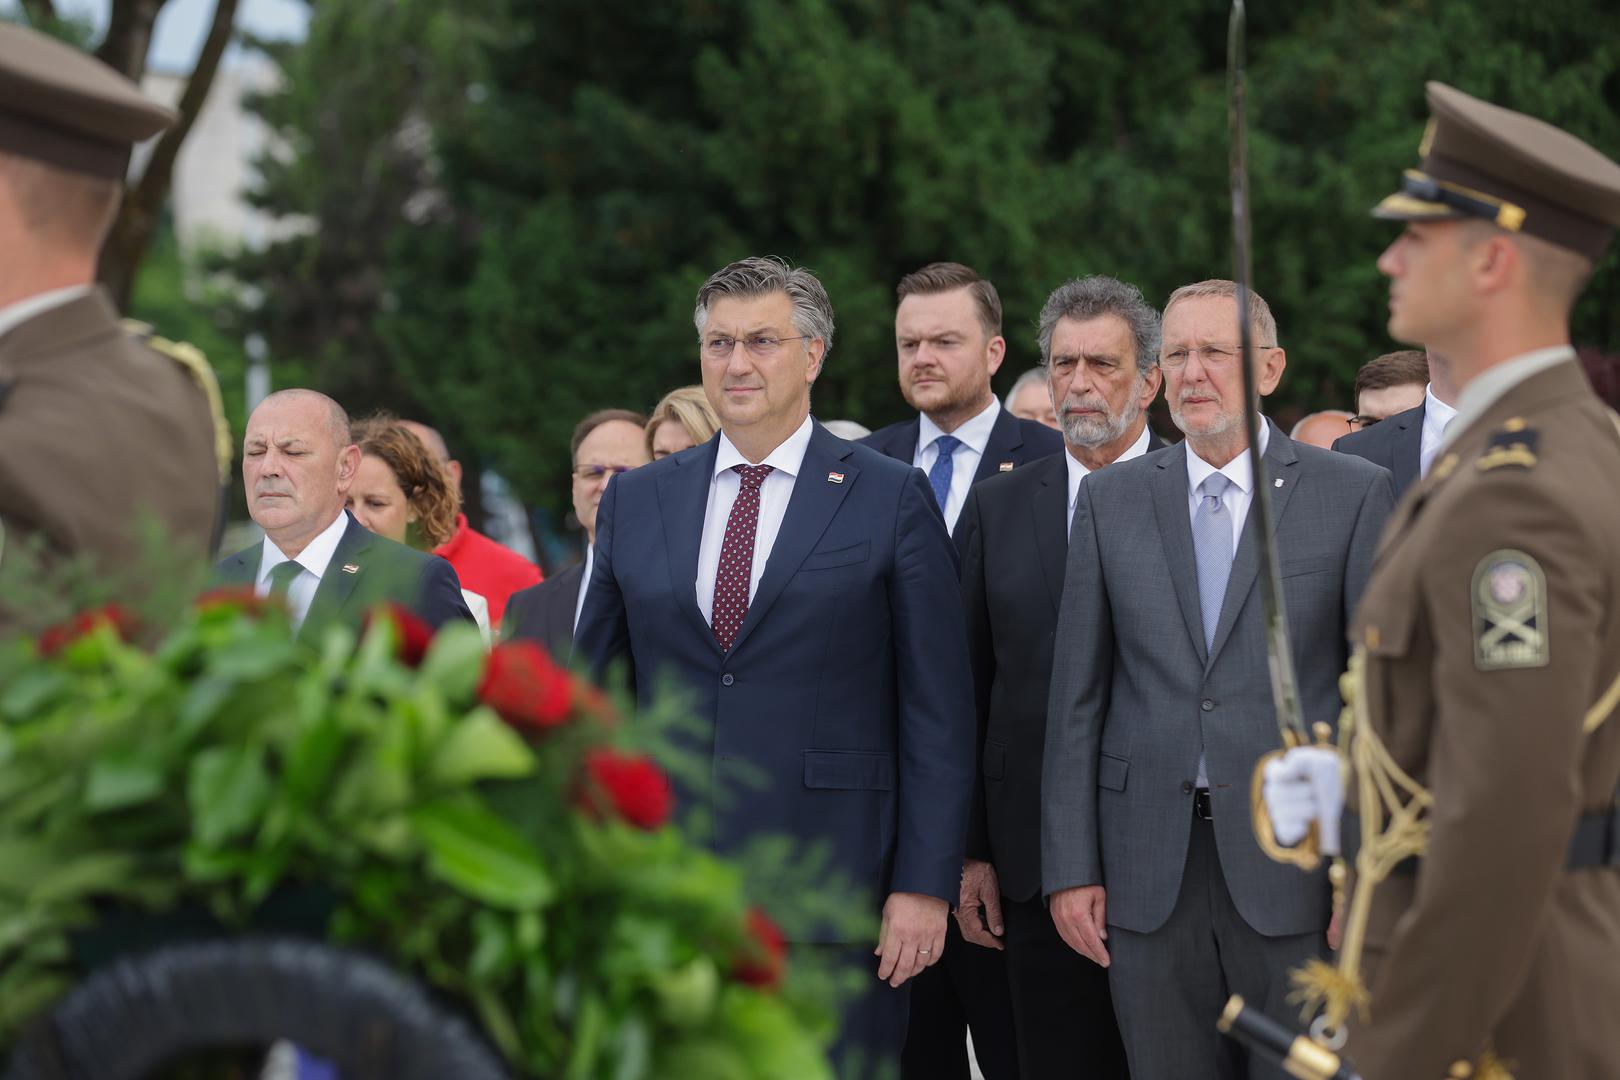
[342,563,360,574]
[999,461,1015,472]
[827,471,845,484]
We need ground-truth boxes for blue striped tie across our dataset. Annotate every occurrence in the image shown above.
[928,435,962,514]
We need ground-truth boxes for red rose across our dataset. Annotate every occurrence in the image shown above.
[477,640,574,729]
[364,603,435,668]
[194,586,274,618]
[577,748,672,829]
[732,907,787,991]
[38,604,138,657]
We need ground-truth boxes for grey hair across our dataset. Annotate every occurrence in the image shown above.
[258,388,352,450]
[1036,276,1162,377]
[1163,279,1279,348]
[1004,367,1047,410]
[693,256,836,359]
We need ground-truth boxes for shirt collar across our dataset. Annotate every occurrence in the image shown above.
[1442,346,1576,450]
[1185,415,1270,497]
[918,397,1000,457]
[0,285,92,342]
[713,413,815,479]
[258,509,351,585]
[1067,425,1153,508]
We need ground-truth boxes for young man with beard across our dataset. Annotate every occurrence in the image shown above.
[955,276,1165,1077]
[864,263,1063,547]
[1041,281,1393,1079]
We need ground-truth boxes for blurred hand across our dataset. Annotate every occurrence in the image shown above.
[1262,746,1345,854]
[874,892,948,988]
[1328,903,1344,951]
[956,859,1005,950]
[1050,885,1109,968]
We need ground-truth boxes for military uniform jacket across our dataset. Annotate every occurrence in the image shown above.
[1346,359,1620,1079]
[0,289,218,633]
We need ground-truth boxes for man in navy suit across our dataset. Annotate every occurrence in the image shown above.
[575,257,975,1074]
[863,263,1063,547]
[1333,348,1458,498]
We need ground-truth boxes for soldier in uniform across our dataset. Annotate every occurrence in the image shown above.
[1262,83,1620,1078]
[0,23,221,633]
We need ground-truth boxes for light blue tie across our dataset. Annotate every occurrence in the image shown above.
[1192,473,1234,650]
[928,435,962,514]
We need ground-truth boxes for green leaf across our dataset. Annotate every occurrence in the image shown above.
[206,636,301,682]
[418,621,489,703]
[188,745,272,847]
[84,752,167,811]
[429,708,536,787]
[29,851,143,905]
[0,666,68,720]
[411,797,554,910]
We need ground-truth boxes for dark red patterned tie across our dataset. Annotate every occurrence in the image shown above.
[711,464,774,651]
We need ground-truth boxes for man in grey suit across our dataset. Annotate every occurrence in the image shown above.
[1041,280,1394,1079]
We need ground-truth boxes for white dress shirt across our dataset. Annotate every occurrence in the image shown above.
[697,415,815,624]
[914,398,1001,533]
[1440,346,1577,452]
[1066,426,1153,538]
[0,285,92,341]
[1184,418,1271,551]
[1183,419,1270,790]
[255,511,351,631]
[1417,383,1458,478]
[572,543,595,632]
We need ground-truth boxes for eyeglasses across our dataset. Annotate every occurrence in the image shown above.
[1349,415,1382,429]
[702,335,810,360]
[573,464,635,481]
[1161,343,1276,370]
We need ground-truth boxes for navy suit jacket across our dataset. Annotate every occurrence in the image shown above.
[213,512,473,638]
[862,406,1064,542]
[1332,401,1423,499]
[574,421,976,941]
[504,560,582,659]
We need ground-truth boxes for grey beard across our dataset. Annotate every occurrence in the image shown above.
[1062,398,1140,449]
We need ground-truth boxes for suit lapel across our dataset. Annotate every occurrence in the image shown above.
[975,408,1022,483]
[657,437,722,651]
[728,424,855,656]
[300,515,370,637]
[1207,424,1299,666]
[1391,403,1423,493]
[549,562,582,657]
[1151,443,1208,664]
[215,548,258,586]
[1031,454,1070,614]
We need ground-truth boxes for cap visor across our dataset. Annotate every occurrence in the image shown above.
[1371,192,1466,222]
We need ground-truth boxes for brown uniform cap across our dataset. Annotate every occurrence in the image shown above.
[1372,81,1620,261]
[0,22,175,180]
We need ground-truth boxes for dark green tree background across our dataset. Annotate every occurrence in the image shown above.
[216,0,1620,526]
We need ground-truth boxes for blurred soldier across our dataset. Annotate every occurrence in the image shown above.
[0,23,218,631]
[1264,83,1620,1079]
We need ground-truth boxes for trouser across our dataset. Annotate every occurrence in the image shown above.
[1105,816,1325,1080]
[1001,890,1129,1077]
[900,916,1020,1079]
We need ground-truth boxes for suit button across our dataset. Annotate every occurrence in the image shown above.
[1181,781,1194,794]
[722,673,734,686]
[1200,698,1215,712]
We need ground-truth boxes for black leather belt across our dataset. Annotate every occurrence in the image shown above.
[1342,804,1620,875]
[1193,788,1214,820]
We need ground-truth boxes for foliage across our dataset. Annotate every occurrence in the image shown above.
[214,0,1620,519]
[0,596,839,1078]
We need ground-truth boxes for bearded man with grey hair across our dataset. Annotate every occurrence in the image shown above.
[1040,280,1393,1078]
[575,256,975,1074]
[953,275,1162,1075]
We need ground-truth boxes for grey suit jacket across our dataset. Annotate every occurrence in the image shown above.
[1041,423,1394,937]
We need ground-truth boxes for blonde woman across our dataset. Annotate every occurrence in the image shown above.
[644,385,719,459]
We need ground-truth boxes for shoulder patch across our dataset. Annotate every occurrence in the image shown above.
[1471,549,1549,670]
[1476,426,1539,472]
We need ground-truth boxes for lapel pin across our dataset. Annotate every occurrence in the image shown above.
[827,471,844,484]
[1274,478,1284,488]
[342,563,360,574]
[999,461,1015,472]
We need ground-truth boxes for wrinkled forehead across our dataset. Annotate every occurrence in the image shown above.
[1161,295,1263,346]
[244,399,336,449]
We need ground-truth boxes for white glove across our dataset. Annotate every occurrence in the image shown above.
[1261,746,1344,856]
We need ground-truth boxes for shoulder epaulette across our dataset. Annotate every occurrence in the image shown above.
[121,318,232,483]
[1476,417,1538,472]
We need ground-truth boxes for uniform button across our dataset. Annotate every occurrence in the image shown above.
[721,673,734,686]
[1201,698,1215,712]
[1181,781,1194,795]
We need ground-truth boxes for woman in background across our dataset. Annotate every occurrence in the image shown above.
[347,416,492,642]
[644,385,719,459]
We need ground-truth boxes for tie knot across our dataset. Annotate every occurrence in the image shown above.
[934,434,962,458]
[267,560,303,597]
[1199,472,1232,503]
[733,464,774,489]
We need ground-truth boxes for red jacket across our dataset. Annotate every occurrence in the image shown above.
[434,514,542,628]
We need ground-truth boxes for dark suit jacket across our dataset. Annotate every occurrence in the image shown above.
[213,512,473,637]
[574,422,976,942]
[957,432,1166,903]
[1333,400,1423,499]
[504,560,583,659]
[862,406,1064,541]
